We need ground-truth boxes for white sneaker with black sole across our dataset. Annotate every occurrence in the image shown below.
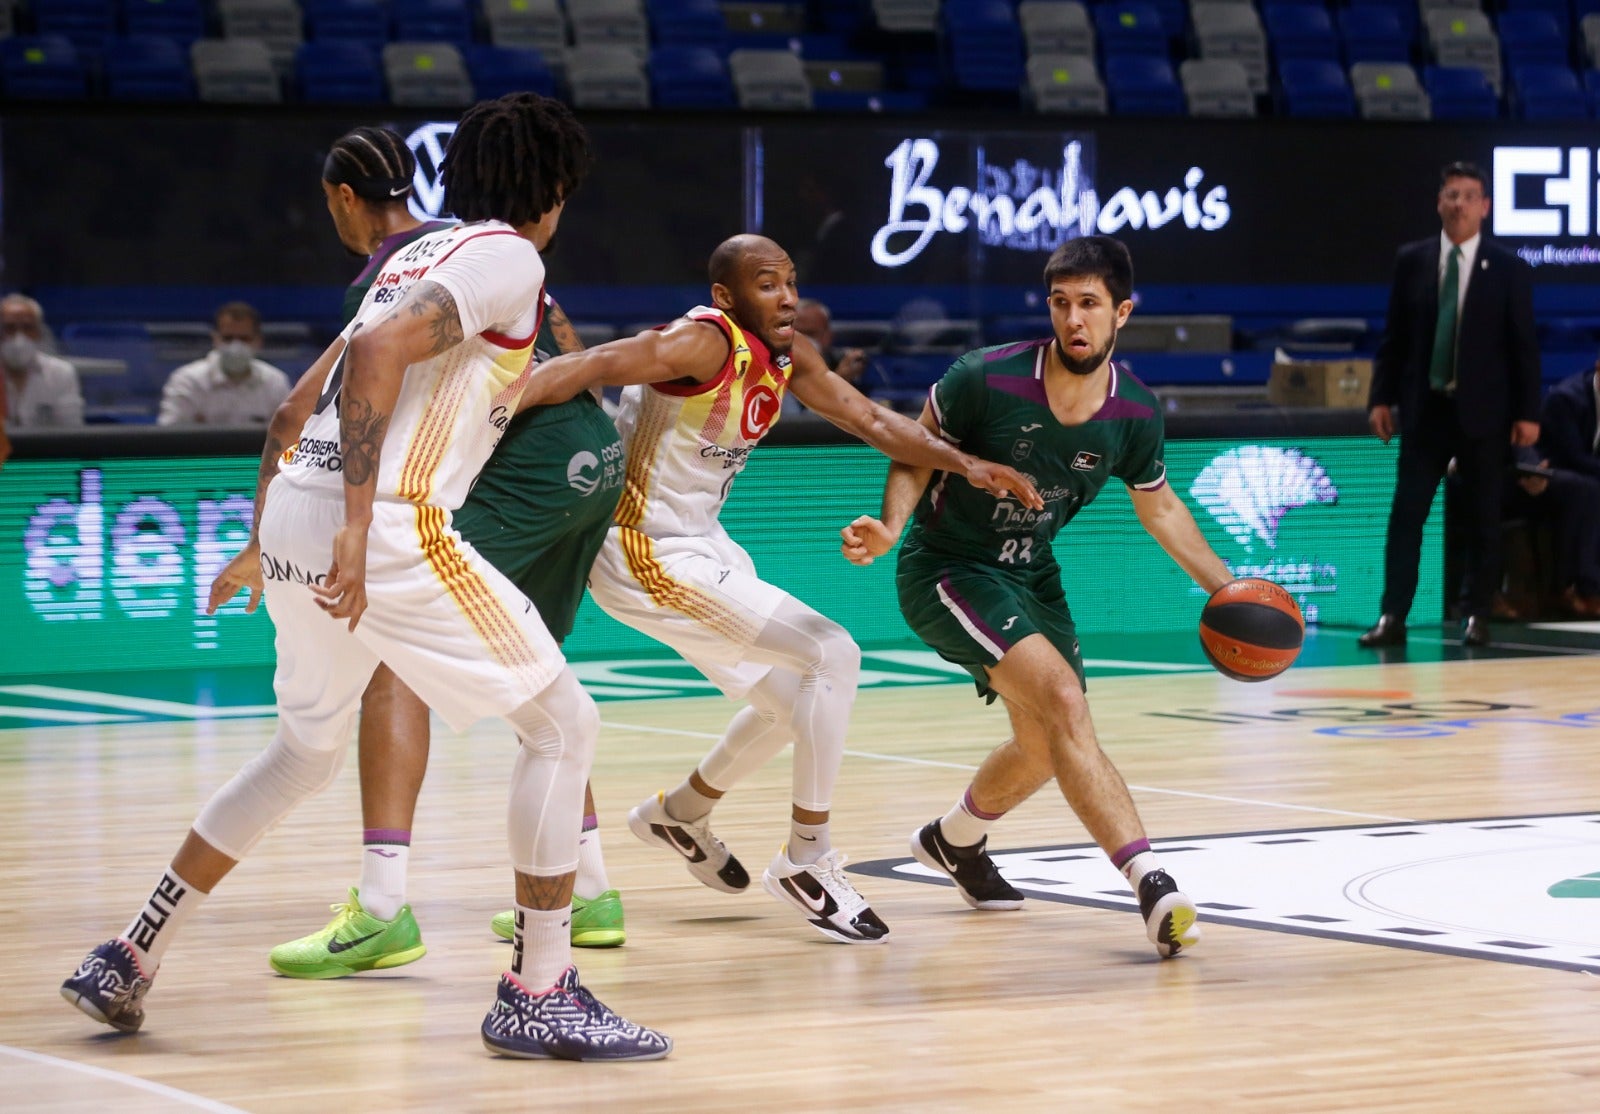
[761,846,890,944]
[627,791,750,893]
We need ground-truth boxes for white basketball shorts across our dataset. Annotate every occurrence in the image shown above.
[259,488,565,739]
[587,524,784,700]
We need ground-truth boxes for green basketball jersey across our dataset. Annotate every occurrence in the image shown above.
[341,220,455,326]
[904,339,1168,570]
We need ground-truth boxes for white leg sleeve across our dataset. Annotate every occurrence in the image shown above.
[192,721,349,860]
[740,597,861,812]
[697,668,801,792]
[505,667,598,877]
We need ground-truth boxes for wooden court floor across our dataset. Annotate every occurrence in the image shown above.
[3,644,1598,1112]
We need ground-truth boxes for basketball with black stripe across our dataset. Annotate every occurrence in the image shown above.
[1199,578,1304,681]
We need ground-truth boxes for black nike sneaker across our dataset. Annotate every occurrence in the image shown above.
[910,820,1024,910]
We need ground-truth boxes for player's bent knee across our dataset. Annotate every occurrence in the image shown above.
[192,725,347,858]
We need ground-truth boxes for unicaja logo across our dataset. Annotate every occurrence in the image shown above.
[1190,446,1337,553]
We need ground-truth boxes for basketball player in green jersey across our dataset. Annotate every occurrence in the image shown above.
[215,117,627,980]
[841,236,1234,958]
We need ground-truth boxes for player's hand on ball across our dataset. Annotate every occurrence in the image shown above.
[966,461,1043,509]
[841,515,895,566]
[207,541,264,614]
[312,523,371,631]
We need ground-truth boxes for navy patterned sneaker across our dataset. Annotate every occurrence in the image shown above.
[481,967,672,1061]
[61,939,153,1033]
[910,820,1025,910]
[762,846,890,944]
[1137,869,1200,958]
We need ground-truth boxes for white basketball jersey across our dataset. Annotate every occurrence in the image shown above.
[613,307,792,539]
[279,220,544,511]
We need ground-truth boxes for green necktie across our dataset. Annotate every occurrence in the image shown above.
[1429,245,1461,391]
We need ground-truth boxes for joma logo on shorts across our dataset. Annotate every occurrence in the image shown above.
[260,552,326,586]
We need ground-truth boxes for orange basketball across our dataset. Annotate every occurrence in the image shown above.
[1198,578,1304,682]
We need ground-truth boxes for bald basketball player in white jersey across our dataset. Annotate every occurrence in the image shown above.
[515,234,1042,944]
[61,94,669,1062]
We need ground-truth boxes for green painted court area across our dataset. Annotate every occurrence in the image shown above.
[2,624,1597,729]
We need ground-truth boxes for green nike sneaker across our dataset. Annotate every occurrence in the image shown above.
[269,888,427,979]
[489,890,626,948]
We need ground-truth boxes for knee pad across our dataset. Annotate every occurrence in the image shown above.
[193,723,347,859]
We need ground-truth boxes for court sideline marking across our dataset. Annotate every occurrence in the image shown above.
[0,1044,248,1113]
[599,717,1414,823]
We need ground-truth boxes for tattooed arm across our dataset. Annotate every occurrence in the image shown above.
[206,338,347,616]
[311,279,464,630]
[544,296,605,405]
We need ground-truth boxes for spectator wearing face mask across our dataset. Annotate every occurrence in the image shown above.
[2,293,85,428]
[157,302,291,426]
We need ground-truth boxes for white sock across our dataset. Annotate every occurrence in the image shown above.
[511,904,572,992]
[939,788,1001,848]
[1118,850,1161,887]
[359,830,411,922]
[788,818,831,864]
[664,780,719,823]
[575,814,610,900]
[120,866,206,970]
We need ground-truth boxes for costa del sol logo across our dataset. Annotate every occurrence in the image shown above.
[1190,446,1337,554]
[566,450,601,495]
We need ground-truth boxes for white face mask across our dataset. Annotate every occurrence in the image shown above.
[2,335,38,372]
[217,340,254,378]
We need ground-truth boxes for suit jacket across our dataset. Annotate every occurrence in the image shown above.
[1368,236,1541,439]
[1539,368,1600,482]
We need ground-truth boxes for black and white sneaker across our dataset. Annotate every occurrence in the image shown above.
[762,847,890,944]
[481,966,672,1061]
[627,791,750,893]
[61,939,153,1033]
[910,821,1024,910]
[1137,869,1199,958]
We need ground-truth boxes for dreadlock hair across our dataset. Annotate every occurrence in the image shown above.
[441,93,593,227]
[323,126,415,204]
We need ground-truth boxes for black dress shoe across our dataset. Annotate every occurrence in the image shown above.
[1358,614,1407,648]
[1462,615,1491,647]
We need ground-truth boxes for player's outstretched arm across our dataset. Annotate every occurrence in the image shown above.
[842,402,939,566]
[788,336,1042,510]
[1130,483,1233,593]
[207,337,348,616]
[515,318,730,412]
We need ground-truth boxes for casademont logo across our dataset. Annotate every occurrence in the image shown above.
[1189,446,1337,553]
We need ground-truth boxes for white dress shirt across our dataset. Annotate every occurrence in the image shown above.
[158,353,291,426]
[5,352,85,427]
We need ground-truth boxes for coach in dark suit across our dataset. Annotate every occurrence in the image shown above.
[1360,161,1542,649]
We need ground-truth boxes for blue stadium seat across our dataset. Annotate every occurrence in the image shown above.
[647,0,728,48]
[942,0,1024,91]
[30,0,116,55]
[303,0,390,49]
[1344,0,1416,44]
[392,0,475,48]
[1093,2,1168,58]
[649,44,735,106]
[1501,0,1572,20]
[1496,11,1568,70]
[811,88,930,110]
[462,43,557,96]
[1104,51,1184,113]
[295,40,385,100]
[0,34,91,98]
[1263,3,1340,61]
[1337,6,1410,65]
[1513,62,1588,118]
[104,34,195,99]
[121,0,207,49]
[1277,57,1356,116]
[1424,63,1499,118]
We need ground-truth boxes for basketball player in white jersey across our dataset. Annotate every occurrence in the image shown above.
[514,234,1043,944]
[61,94,670,1062]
